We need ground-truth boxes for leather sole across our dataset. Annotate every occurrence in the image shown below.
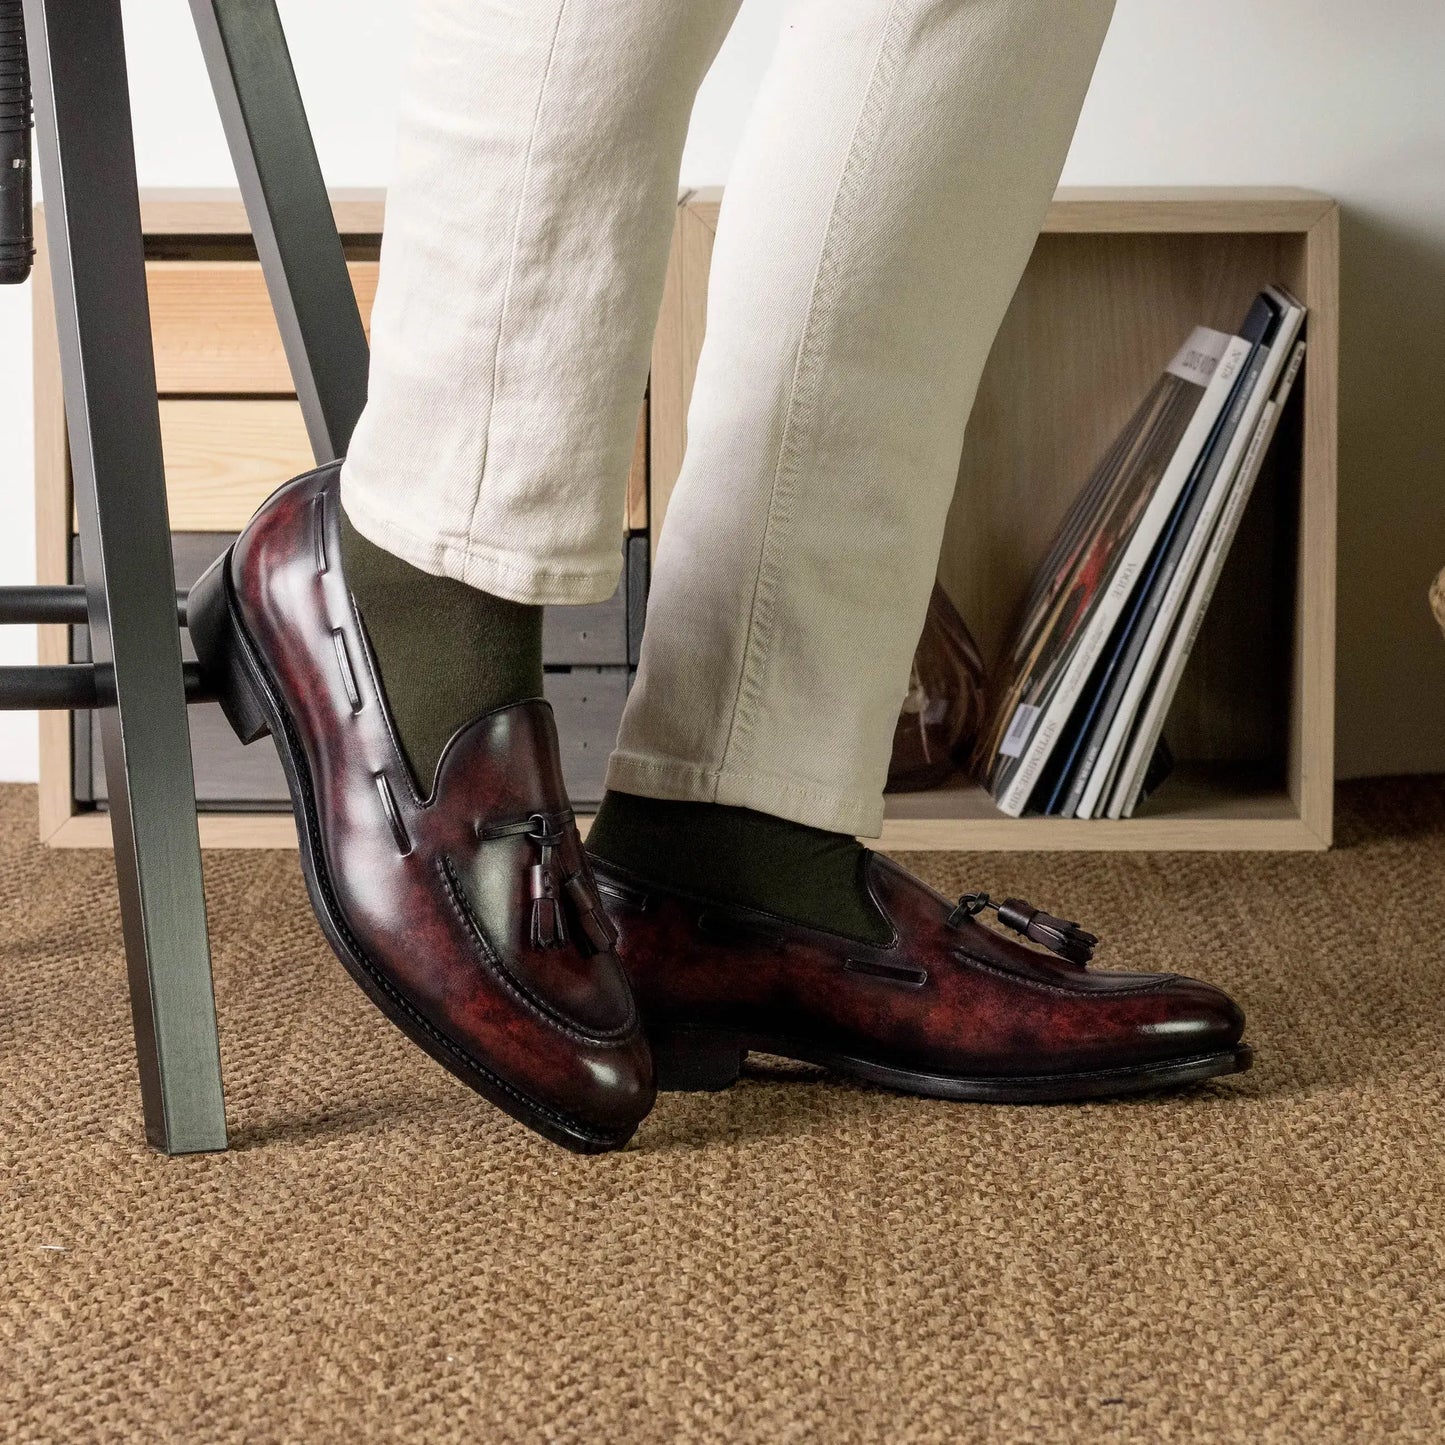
[187,548,637,1155]
[651,1026,1253,1103]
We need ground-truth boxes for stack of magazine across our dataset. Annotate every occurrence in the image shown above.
[979,285,1307,819]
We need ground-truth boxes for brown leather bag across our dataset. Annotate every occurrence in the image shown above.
[887,581,987,793]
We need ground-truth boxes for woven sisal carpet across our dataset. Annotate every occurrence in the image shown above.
[2,780,1443,1442]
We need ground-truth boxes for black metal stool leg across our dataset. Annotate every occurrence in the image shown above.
[24,0,226,1153]
[190,0,370,461]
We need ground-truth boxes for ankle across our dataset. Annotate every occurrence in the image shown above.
[340,508,543,791]
[587,790,891,946]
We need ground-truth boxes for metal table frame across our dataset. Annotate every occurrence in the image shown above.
[0,0,369,1153]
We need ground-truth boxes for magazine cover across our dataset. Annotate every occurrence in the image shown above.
[979,325,1242,813]
[1075,288,1307,818]
[1056,290,1288,818]
[1108,332,1309,817]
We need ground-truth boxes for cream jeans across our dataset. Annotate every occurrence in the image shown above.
[340,0,1117,836]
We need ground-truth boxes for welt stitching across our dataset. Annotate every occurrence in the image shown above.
[755,1041,1234,1088]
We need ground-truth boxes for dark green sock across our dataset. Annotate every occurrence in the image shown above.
[586,791,892,946]
[340,508,543,793]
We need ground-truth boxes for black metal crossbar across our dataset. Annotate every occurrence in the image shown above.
[0,661,213,711]
[0,584,185,626]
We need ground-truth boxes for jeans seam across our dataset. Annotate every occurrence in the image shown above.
[715,0,910,780]
[462,0,572,548]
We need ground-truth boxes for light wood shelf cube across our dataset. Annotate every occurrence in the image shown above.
[36,187,1336,852]
[650,187,1338,850]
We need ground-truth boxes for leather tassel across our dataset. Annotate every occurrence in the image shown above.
[530,857,567,949]
[997,897,1097,966]
[948,890,1098,966]
[565,873,617,955]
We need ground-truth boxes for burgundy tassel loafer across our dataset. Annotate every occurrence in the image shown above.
[589,853,1250,1101]
[187,464,654,1153]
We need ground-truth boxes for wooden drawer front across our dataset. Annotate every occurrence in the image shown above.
[161,400,311,530]
[152,402,648,538]
[72,534,642,809]
[541,536,649,665]
[71,536,283,807]
[82,702,292,809]
[544,587,627,665]
[148,260,378,393]
[71,401,310,532]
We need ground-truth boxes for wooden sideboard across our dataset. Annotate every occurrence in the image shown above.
[36,186,1337,851]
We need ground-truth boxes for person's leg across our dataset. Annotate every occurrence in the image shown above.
[590,0,1250,1102]
[591,0,1119,926]
[339,0,740,793]
[193,1,743,1150]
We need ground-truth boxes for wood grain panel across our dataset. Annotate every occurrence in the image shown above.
[138,188,386,238]
[649,193,713,553]
[1040,187,1332,235]
[1294,205,1340,843]
[148,260,378,393]
[45,811,300,850]
[626,396,648,532]
[32,210,74,844]
[67,401,316,532]
[49,773,1321,853]
[158,400,311,530]
[879,763,1321,851]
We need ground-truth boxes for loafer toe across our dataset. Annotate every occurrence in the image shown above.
[1136,975,1246,1060]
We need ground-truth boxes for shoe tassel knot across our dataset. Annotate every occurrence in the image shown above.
[524,815,617,955]
[948,891,1098,967]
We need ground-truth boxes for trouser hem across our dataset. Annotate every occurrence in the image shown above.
[339,475,623,606]
[604,750,885,839]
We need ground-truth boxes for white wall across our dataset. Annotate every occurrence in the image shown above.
[2,0,1441,779]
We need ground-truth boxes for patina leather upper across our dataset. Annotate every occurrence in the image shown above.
[592,850,1245,1080]
[227,465,654,1148]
